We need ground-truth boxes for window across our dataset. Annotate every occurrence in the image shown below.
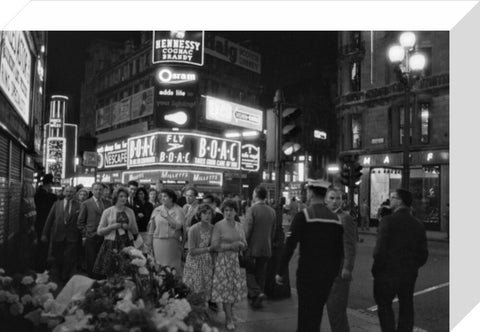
[399,105,413,145]
[350,60,361,92]
[351,114,362,149]
[420,103,430,144]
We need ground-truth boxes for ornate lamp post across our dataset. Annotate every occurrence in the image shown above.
[388,32,426,190]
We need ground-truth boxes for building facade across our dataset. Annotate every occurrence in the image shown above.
[79,31,263,197]
[336,31,449,232]
[0,31,48,268]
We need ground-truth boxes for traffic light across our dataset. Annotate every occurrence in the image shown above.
[350,161,363,187]
[340,166,350,186]
[282,107,302,156]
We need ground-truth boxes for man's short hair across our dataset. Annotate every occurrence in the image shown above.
[395,188,413,207]
[254,186,267,200]
[127,180,139,187]
[185,186,198,196]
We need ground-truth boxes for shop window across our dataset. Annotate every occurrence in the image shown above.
[351,114,362,149]
[420,103,430,143]
[350,60,361,92]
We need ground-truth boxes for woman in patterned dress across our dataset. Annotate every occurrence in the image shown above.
[94,187,138,278]
[182,204,215,301]
[211,199,247,331]
[147,188,185,274]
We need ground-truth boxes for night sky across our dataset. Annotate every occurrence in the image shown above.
[46,31,337,123]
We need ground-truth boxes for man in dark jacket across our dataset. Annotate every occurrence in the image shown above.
[34,173,57,271]
[372,188,428,332]
[276,179,344,332]
[244,185,276,308]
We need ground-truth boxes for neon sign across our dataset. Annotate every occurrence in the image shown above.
[97,139,128,169]
[127,132,240,170]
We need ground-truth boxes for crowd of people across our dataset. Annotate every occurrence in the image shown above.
[32,173,428,332]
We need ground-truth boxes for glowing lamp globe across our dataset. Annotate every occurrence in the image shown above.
[388,45,405,63]
[399,32,416,48]
[409,53,426,71]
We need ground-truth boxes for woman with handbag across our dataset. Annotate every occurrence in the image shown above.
[93,187,139,278]
[148,188,185,274]
[211,199,247,331]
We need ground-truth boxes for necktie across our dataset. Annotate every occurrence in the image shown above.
[99,199,104,212]
[65,200,71,224]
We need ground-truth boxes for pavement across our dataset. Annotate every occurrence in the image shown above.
[208,289,385,332]
[357,227,449,243]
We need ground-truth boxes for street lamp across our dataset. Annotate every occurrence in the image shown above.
[388,32,426,190]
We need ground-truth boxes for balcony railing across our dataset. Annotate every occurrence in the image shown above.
[336,73,449,106]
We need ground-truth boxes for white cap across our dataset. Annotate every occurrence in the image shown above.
[306,178,331,189]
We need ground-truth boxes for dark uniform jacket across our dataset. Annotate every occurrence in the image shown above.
[372,207,428,277]
[278,203,344,279]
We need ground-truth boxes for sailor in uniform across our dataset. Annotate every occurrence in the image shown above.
[276,179,344,332]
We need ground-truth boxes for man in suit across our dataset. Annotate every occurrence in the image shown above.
[77,182,111,278]
[41,185,80,282]
[372,188,428,332]
[126,180,138,208]
[244,185,276,308]
[325,188,357,332]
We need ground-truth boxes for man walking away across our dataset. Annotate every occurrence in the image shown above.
[34,173,57,271]
[372,188,428,332]
[244,185,276,308]
[275,179,344,332]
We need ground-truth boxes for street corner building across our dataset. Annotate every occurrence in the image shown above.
[336,31,449,232]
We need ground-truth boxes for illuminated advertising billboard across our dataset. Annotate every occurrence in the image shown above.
[155,84,197,129]
[123,169,223,186]
[152,31,204,66]
[205,96,263,131]
[127,132,240,171]
[46,137,66,183]
[97,139,128,169]
[112,96,131,125]
[241,144,260,172]
[131,87,154,120]
[0,31,32,125]
[96,105,112,130]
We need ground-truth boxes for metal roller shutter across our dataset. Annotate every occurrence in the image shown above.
[0,134,8,248]
[8,143,22,238]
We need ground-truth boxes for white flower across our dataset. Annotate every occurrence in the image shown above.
[131,257,146,267]
[36,271,49,284]
[21,294,33,305]
[32,283,50,296]
[7,292,20,304]
[138,266,149,275]
[47,282,58,291]
[2,276,13,285]
[129,247,144,258]
[21,275,35,285]
[0,268,5,275]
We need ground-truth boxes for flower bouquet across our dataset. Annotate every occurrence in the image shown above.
[0,268,58,330]
[50,247,217,332]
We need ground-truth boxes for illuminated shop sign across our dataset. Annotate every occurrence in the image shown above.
[205,96,263,131]
[241,144,260,172]
[152,31,204,66]
[122,169,223,186]
[49,118,62,129]
[97,139,128,169]
[157,68,198,85]
[127,132,241,171]
[155,84,197,129]
[0,31,32,125]
[205,35,261,74]
[46,137,66,183]
[97,171,123,184]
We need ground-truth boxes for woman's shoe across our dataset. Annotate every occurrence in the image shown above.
[226,321,236,330]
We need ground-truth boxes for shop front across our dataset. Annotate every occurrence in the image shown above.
[359,149,449,232]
